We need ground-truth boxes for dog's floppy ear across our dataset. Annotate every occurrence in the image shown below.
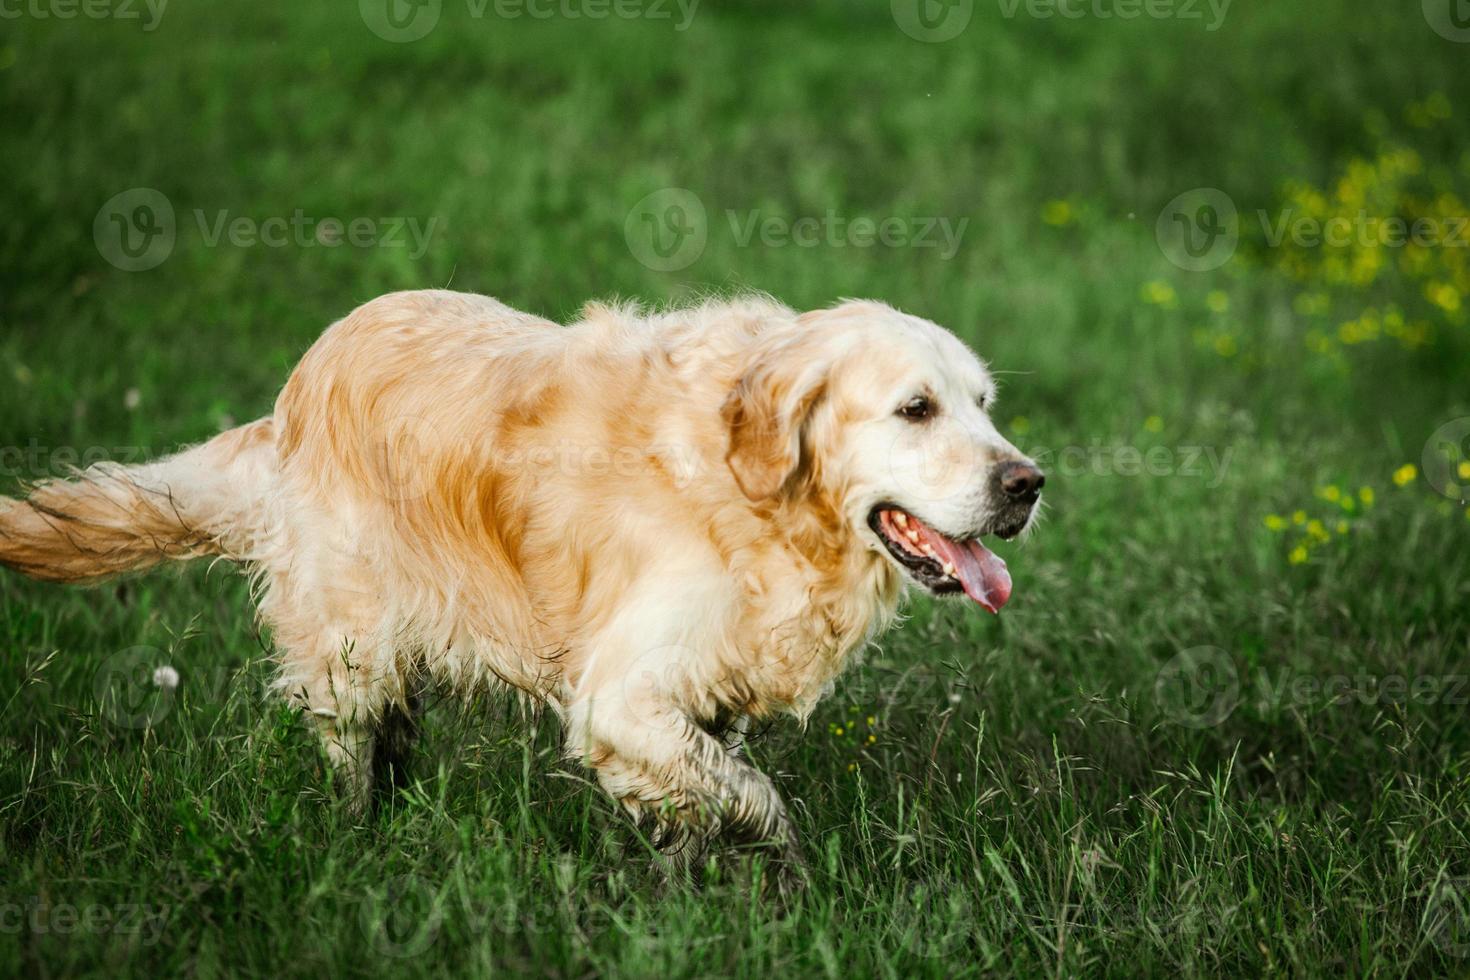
[721,330,832,501]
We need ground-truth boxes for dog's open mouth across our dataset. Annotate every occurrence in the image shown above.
[868,506,1013,613]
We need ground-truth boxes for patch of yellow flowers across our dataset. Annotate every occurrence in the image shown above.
[1264,483,1378,565]
[1265,462,1470,565]
[830,706,880,772]
[1270,104,1468,366]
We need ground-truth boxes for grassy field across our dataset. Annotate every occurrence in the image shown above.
[4,0,1470,975]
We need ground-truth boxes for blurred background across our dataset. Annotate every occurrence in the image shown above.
[3,1,1470,976]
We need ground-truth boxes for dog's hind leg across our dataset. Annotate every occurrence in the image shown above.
[372,681,424,798]
[272,622,399,817]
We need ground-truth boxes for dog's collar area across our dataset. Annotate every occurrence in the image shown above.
[867,505,1012,613]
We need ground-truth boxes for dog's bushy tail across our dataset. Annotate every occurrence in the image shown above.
[0,418,276,584]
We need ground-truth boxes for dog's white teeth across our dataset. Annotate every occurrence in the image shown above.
[906,530,921,543]
[894,512,909,528]
[921,545,937,559]
[942,561,958,578]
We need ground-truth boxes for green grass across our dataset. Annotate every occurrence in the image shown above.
[4,1,1470,975]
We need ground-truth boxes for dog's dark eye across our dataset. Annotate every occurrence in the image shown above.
[898,396,934,421]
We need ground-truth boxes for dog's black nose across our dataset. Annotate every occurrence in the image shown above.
[996,461,1045,501]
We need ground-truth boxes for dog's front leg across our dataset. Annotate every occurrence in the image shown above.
[569,696,805,893]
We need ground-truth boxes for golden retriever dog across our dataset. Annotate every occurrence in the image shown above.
[0,290,1043,887]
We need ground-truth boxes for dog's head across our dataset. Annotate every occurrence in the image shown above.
[722,300,1042,613]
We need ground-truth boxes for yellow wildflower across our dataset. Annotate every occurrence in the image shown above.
[1293,510,1307,525]
[1392,464,1417,487]
[1213,334,1239,357]
[1141,281,1177,307]
[1206,291,1230,314]
[1144,415,1164,433]
[1428,282,1462,314]
[1289,545,1309,565]
[1264,515,1287,532]
[1458,461,1470,481]
[1306,519,1329,542]
[1010,416,1030,435]
[1317,485,1341,502]
[1359,487,1375,507]
[1335,520,1349,535]
[1041,200,1074,227]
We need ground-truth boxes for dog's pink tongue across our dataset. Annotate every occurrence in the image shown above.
[926,531,1012,614]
